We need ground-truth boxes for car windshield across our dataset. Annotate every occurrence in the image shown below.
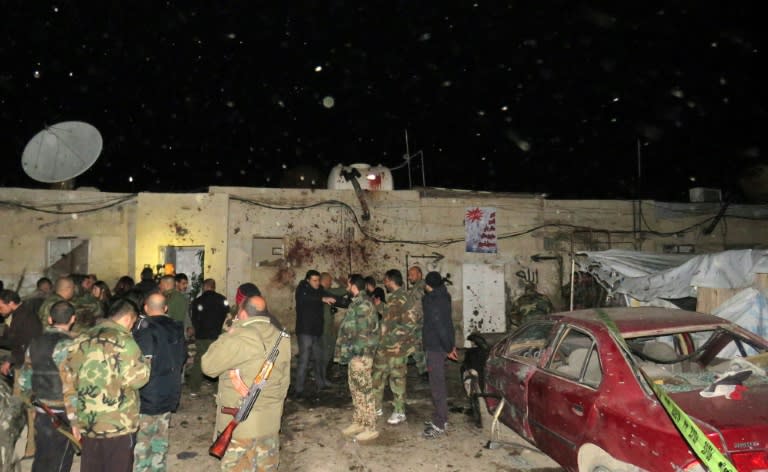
[626,328,768,393]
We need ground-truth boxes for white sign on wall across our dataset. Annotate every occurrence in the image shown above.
[462,263,506,347]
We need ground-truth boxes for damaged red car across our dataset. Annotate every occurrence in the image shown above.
[480,307,768,471]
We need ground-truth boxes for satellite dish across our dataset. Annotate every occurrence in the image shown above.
[21,121,103,184]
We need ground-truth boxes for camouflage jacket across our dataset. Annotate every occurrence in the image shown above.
[407,279,426,331]
[510,291,554,327]
[377,287,419,357]
[71,293,104,334]
[58,320,150,438]
[37,294,66,325]
[202,315,290,440]
[334,293,379,364]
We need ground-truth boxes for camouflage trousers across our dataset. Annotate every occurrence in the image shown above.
[13,368,35,457]
[0,381,26,472]
[133,412,171,472]
[410,350,427,375]
[371,352,408,414]
[221,435,279,472]
[348,356,375,429]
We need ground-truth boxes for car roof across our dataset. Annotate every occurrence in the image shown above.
[549,307,728,337]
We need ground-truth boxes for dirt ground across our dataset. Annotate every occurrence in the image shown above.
[19,358,562,472]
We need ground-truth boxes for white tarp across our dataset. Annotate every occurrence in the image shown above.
[712,288,768,356]
[577,249,768,302]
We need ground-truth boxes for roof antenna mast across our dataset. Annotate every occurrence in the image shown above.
[404,129,426,189]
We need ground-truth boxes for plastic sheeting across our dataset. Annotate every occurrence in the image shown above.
[713,288,768,357]
[577,249,768,302]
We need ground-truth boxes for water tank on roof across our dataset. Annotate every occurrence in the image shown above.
[328,163,394,190]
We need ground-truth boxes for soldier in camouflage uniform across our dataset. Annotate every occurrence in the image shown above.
[38,276,76,325]
[371,269,420,425]
[406,266,427,376]
[202,295,290,472]
[335,274,380,441]
[70,275,105,334]
[58,298,150,472]
[320,272,348,380]
[508,280,554,330]
[0,379,25,472]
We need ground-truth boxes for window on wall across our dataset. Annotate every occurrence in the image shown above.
[47,237,89,279]
[252,237,284,266]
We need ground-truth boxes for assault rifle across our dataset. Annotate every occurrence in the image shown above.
[209,328,289,459]
[31,397,82,453]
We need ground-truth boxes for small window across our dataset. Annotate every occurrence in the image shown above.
[549,327,602,387]
[502,322,556,360]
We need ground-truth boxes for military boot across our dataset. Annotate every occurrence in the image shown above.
[355,429,379,442]
[341,423,365,436]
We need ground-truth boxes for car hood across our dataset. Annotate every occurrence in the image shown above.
[669,384,768,453]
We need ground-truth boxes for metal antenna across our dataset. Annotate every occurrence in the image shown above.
[405,129,412,189]
[419,149,426,188]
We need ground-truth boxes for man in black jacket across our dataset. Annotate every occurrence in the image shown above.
[0,289,44,457]
[293,270,336,396]
[0,289,44,385]
[421,272,457,439]
[133,292,187,471]
[188,278,229,395]
[19,300,77,472]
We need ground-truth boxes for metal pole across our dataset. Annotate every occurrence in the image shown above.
[569,255,576,311]
[420,151,426,188]
[405,129,412,189]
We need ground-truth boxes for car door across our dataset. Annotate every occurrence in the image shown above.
[527,326,602,469]
[485,321,557,440]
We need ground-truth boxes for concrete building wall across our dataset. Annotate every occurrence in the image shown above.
[0,188,135,293]
[134,192,229,296]
[3,186,768,344]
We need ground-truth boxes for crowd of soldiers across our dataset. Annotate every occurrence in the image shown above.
[0,264,460,471]
[0,271,240,472]
[293,266,456,443]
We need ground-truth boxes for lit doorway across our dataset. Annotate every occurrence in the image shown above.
[161,246,204,298]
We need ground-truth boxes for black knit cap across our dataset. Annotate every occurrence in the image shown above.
[236,282,261,306]
[425,271,443,288]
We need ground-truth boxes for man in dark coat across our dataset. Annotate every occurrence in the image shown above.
[293,270,336,396]
[0,289,45,458]
[188,278,229,394]
[132,292,187,471]
[0,290,44,383]
[421,272,457,439]
[134,267,158,295]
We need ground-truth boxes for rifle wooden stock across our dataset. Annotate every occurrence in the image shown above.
[209,420,238,459]
[207,328,288,460]
[31,399,82,453]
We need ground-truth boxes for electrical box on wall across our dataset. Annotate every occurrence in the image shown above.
[689,187,722,203]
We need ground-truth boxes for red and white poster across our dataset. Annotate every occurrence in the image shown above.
[465,207,497,253]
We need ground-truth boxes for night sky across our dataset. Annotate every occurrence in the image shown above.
[1,2,765,201]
